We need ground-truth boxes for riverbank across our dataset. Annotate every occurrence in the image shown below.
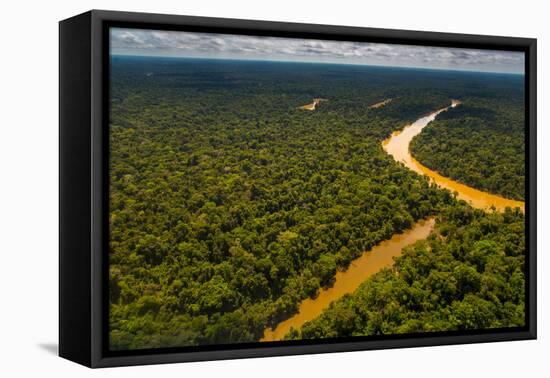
[369,98,393,109]
[261,100,524,342]
[299,98,328,110]
[261,218,435,341]
[382,100,524,212]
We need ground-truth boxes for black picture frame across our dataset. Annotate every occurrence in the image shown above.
[59,9,537,368]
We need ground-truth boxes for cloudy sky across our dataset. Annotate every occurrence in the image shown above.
[111,28,524,74]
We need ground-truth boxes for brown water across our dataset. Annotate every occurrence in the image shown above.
[369,98,393,109]
[261,218,435,341]
[299,98,328,110]
[261,100,523,342]
[382,100,524,212]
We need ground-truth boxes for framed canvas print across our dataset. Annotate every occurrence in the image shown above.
[59,10,536,368]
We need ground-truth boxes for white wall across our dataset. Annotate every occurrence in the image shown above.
[0,0,547,376]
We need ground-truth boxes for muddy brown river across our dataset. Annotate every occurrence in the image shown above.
[382,100,525,212]
[261,100,524,342]
[261,218,435,341]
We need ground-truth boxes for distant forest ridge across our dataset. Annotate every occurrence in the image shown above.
[110,54,526,76]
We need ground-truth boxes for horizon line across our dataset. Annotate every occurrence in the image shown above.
[110,53,525,76]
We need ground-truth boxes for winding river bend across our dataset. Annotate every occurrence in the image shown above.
[382,100,525,212]
[261,100,524,342]
[261,218,435,341]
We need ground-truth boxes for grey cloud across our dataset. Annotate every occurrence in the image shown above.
[110,28,524,74]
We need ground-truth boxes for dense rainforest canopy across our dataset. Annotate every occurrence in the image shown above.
[289,205,525,340]
[108,56,525,350]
